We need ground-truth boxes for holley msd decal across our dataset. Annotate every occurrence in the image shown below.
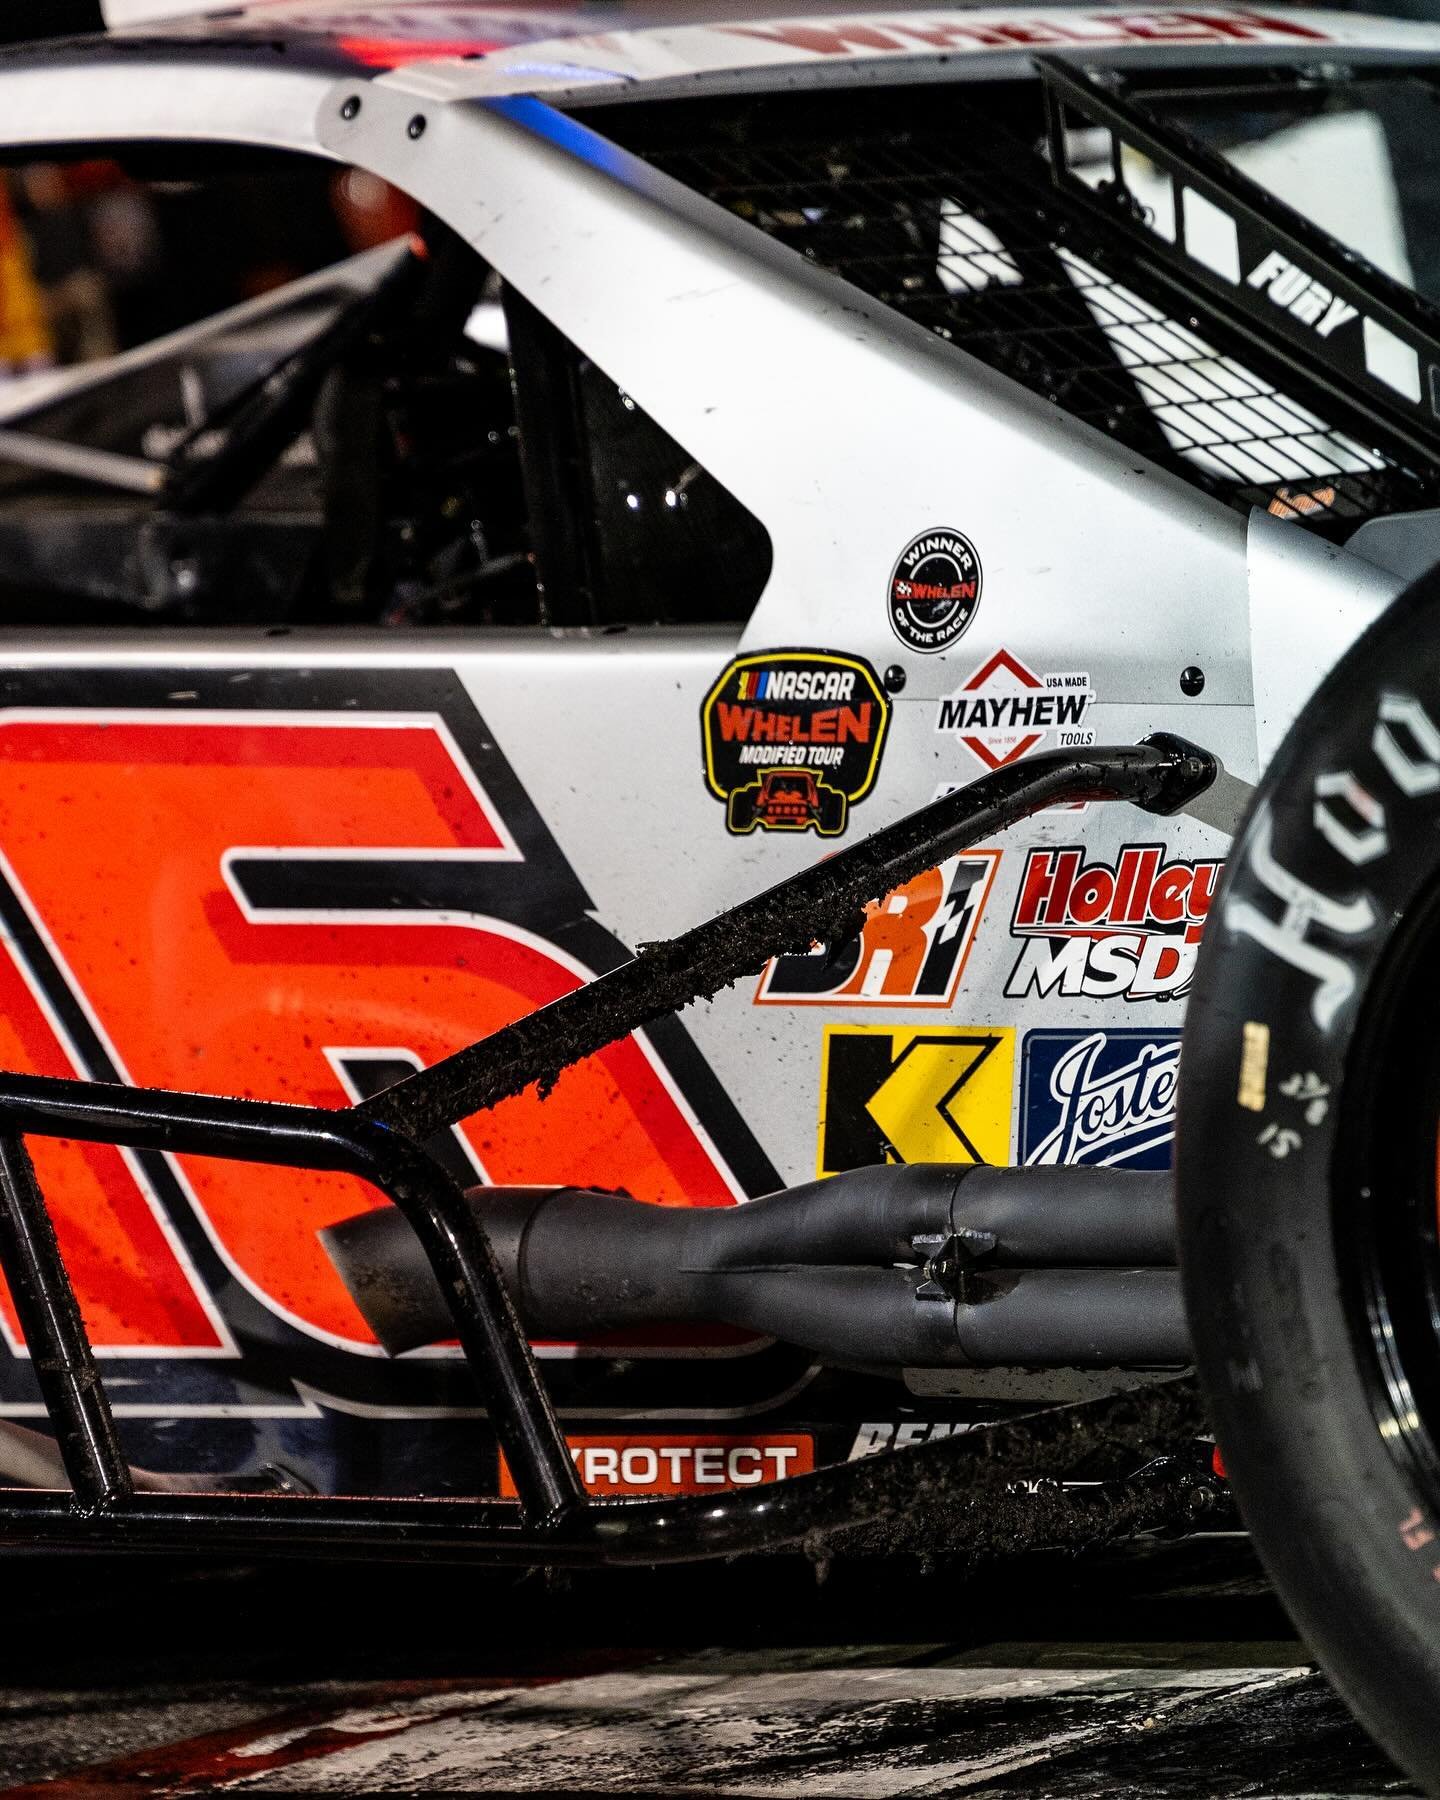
[1006,844,1222,1002]
[702,649,890,836]
[937,649,1094,770]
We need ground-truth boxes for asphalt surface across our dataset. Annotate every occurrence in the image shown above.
[0,1536,1419,1797]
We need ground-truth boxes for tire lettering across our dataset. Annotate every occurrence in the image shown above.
[1312,771,1388,867]
[1225,803,1376,1030]
[1373,693,1440,797]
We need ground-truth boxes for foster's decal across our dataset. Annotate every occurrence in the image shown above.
[1006,843,1222,1002]
[702,649,890,836]
[756,850,1000,1006]
[1020,1029,1180,1168]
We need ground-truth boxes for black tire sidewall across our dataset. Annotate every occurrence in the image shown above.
[1179,565,1440,1788]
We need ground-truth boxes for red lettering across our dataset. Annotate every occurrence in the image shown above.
[1190,863,1221,918]
[716,701,754,741]
[808,710,837,744]
[1170,9,1326,41]
[725,20,901,54]
[837,703,872,743]
[1150,867,1192,926]
[1121,847,1163,925]
[1068,865,1116,926]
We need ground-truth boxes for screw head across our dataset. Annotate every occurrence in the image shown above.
[340,94,361,120]
[407,114,427,139]
[883,664,907,694]
[1180,665,1205,697]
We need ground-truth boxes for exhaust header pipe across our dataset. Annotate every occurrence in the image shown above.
[322,1163,1187,1370]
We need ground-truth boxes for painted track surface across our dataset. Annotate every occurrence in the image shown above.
[0,1541,1417,1796]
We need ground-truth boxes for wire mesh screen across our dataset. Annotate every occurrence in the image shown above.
[594,85,1437,534]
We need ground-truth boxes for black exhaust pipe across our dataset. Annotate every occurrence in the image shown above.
[321,1164,1188,1370]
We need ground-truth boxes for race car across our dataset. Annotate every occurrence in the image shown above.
[0,0,1439,1783]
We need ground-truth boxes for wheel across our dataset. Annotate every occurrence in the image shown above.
[1178,561,1440,1791]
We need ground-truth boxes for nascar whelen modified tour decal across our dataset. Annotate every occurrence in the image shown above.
[936,649,1094,771]
[1006,844,1222,1003]
[702,649,890,836]
[1019,1029,1180,1168]
[755,850,1000,1006]
[0,667,784,1432]
[888,529,982,654]
[816,1025,1015,1175]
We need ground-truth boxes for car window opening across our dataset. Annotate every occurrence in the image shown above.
[0,148,771,631]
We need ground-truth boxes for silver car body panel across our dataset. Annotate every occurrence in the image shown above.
[0,2,1427,1458]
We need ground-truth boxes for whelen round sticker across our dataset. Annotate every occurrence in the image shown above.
[888,529,982,654]
[702,648,891,837]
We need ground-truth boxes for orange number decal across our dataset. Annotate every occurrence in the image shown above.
[0,708,749,1352]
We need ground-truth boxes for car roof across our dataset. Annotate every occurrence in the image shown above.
[56,1,1440,101]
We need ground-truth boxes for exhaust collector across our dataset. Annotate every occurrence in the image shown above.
[321,1164,1188,1370]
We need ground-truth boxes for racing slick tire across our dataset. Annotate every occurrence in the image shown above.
[1178,562,1440,1792]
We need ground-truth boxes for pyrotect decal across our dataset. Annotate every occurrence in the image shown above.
[1005,843,1223,1003]
[817,1024,1015,1175]
[702,649,890,836]
[500,1433,814,1497]
[936,648,1094,771]
[887,529,981,654]
[756,850,999,1006]
[1019,1028,1180,1168]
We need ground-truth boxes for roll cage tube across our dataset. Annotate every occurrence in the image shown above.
[1040,58,1440,476]
[0,738,1214,1560]
[0,240,428,510]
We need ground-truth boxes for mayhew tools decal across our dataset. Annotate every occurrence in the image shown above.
[755,850,1000,1006]
[888,528,982,653]
[936,648,1094,770]
[702,649,890,835]
[1006,843,1223,1002]
[1019,1029,1181,1168]
[817,1024,1015,1175]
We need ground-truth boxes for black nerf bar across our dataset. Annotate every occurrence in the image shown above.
[322,1164,1188,1368]
[360,736,1216,1140]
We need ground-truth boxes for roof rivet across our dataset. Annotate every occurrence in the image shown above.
[340,94,361,121]
[408,114,427,140]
